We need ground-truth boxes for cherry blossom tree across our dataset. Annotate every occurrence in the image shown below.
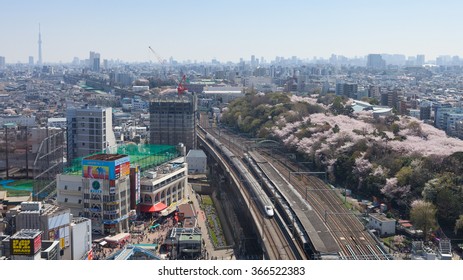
[380,177,411,206]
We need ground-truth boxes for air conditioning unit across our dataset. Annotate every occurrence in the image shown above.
[146,171,157,179]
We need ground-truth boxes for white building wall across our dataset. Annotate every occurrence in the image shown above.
[57,174,84,217]
[368,214,396,236]
[186,157,206,173]
[71,218,92,260]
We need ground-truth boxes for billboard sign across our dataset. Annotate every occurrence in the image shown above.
[135,166,141,204]
[10,234,42,256]
[83,165,109,180]
[82,156,130,180]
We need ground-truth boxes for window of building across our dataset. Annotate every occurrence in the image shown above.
[64,185,68,190]
[64,198,68,203]
[78,199,82,204]
[78,187,81,191]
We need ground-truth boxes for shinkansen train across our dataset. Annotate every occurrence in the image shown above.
[205,133,274,217]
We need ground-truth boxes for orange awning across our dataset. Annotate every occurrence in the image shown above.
[140,202,168,213]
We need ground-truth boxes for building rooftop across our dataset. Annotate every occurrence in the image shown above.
[186,149,207,158]
[370,212,395,222]
[11,229,41,239]
[72,217,90,225]
[64,144,179,175]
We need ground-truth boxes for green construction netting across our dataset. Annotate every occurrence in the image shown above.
[64,144,178,174]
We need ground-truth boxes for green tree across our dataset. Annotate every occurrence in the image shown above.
[410,200,438,241]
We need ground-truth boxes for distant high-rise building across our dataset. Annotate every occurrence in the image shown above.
[335,82,358,98]
[436,55,451,66]
[0,56,5,68]
[38,24,42,65]
[251,55,256,67]
[89,51,100,71]
[66,106,116,164]
[29,56,34,66]
[88,51,100,72]
[150,95,196,152]
[367,54,386,69]
[416,54,425,66]
[93,57,100,72]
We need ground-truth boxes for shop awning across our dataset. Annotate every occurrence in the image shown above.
[140,202,168,213]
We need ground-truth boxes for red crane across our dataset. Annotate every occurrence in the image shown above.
[177,74,187,97]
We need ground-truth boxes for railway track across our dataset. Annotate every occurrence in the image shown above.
[198,116,390,259]
[261,149,391,260]
[197,127,297,259]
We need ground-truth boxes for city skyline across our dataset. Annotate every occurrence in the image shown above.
[1,0,463,63]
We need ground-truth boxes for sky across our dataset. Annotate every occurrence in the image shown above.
[1,0,463,63]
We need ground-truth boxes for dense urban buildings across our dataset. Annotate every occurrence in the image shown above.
[3,48,463,262]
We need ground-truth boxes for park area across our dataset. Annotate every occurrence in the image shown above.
[200,195,227,248]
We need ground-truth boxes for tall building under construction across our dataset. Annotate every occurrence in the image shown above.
[149,95,196,152]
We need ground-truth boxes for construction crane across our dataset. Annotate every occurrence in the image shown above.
[148,46,166,65]
[177,74,188,97]
[148,46,187,97]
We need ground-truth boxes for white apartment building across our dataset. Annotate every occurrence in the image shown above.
[66,106,116,163]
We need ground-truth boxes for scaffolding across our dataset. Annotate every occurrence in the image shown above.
[33,129,66,201]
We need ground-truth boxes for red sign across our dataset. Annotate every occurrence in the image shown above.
[34,235,42,254]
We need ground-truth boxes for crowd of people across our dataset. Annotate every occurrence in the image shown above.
[91,215,180,260]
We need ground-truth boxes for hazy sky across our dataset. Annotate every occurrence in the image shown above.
[1,0,463,63]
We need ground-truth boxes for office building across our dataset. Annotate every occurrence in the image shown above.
[419,103,431,120]
[139,157,188,216]
[335,83,358,98]
[66,106,116,164]
[150,96,196,152]
[5,229,62,260]
[0,56,5,68]
[89,51,100,71]
[9,229,43,260]
[11,202,71,259]
[367,54,386,69]
[93,54,100,72]
[434,104,460,130]
[416,54,425,66]
[29,56,34,66]
[58,154,131,235]
[82,154,131,235]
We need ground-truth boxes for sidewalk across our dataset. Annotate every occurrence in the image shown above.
[186,183,235,260]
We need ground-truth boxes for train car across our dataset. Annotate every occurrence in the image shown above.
[207,133,274,218]
[240,154,274,218]
[264,205,274,217]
